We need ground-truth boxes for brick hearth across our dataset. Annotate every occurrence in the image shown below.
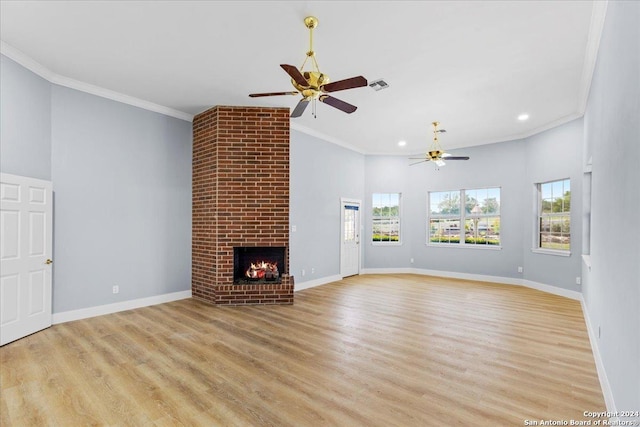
[192,106,294,305]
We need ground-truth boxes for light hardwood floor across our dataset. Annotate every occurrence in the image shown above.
[1,274,605,426]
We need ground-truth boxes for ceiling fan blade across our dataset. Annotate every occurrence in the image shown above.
[249,91,298,98]
[290,99,310,118]
[319,95,357,113]
[444,156,470,160]
[409,160,429,166]
[320,76,368,92]
[280,64,309,87]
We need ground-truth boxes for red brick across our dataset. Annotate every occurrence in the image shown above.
[192,106,293,306]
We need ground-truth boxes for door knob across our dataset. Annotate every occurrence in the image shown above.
[45,259,53,265]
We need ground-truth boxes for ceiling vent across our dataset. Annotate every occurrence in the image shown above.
[369,79,389,91]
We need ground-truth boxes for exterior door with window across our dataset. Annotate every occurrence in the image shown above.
[340,199,360,278]
[0,173,53,346]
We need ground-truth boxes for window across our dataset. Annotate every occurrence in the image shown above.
[372,193,401,244]
[537,178,570,252]
[428,188,501,247]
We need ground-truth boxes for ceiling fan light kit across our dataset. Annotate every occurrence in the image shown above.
[249,16,368,118]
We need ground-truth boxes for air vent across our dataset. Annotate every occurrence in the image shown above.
[369,79,389,91]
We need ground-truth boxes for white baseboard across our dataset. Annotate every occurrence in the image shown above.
[52,290,192,324]
[519,279,582,300]
[580,297,618,415]
[361,268,582,301]
[361,268,416,275]
[295,275,343,291]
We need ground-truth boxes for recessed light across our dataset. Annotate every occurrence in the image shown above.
[398,140,407,147]
[518,113,530,121]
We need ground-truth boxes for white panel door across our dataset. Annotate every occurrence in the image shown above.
[1,173,53,346]
[340,199,361,278]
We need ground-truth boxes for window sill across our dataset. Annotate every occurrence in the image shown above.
[426,243,502,251]
[531,248,571,257]
[372,242,403,246]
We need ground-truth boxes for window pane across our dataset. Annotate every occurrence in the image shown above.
[552,180,564,199]
[466,188,500,215]
[389,221,399,241]
[464,217,500,245]
[372,218,383,240]
[372,193,382,209]
[465,189,478,214]
[539,179,571,251]
[372,193,401,243]
[433,191,460,215]
[380,219,390,241]
[541,182,552,199]
[483,188,500,214]
[540,217,551,233]
[541,233,570,250]
[429,192,442,215]
[344,209,355,242]
[430,219,460,244]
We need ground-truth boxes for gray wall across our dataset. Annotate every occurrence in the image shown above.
[0,55,192,314]
[290,130,365,283]
[582,0,640,414]
[51,86,192,312]
[1,55,52,180]
[522,118,583,291]
[364,139,528,279]
[362,119,584,291]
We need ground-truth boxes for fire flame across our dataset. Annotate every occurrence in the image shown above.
[246,261,279,279]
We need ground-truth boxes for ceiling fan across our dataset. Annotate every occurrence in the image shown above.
[249,16,368,118]
[410,122,470,167]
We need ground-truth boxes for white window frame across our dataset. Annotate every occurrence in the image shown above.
[372,192,402,246]
[427,187,501,249]
[532,178,571,256]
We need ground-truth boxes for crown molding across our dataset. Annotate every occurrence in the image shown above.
[578,1,608,115]
[290,122,366,154]
[1,40,194,122]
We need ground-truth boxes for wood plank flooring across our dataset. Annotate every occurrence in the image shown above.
[0,274,605,426]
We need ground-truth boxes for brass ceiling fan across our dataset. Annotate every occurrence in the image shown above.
[249,16,368,118]
[410,121,470,167]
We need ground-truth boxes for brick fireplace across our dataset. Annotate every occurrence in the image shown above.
[192,106,294,305]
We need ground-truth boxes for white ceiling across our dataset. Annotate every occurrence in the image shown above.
[0,1,605,155]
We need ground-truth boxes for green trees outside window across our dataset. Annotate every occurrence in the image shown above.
[428,188,501,247]
[372,193,401,243]
[538,179,571,251]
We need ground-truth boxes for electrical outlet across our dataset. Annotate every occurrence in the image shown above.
[410,258,414,263]
[112,285,119,294]
[311,268,315,274]
[517,266,523,273]
[576,276,581,285]
[291,225,297,232]
[301,269,305,276]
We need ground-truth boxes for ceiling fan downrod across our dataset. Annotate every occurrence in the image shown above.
[301,16,321,73]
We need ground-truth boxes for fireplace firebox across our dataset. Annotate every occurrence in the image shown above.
[234,247,286,284]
